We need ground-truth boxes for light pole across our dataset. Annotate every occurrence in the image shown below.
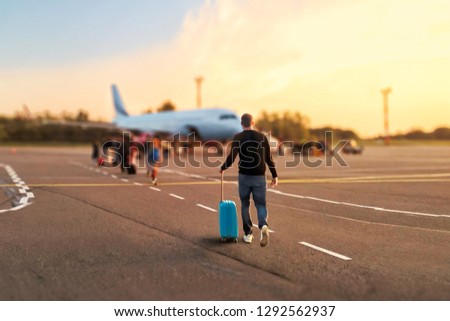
[194,76,204,109]
[381,87,392,145]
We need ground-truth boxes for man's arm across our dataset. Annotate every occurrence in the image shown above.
[220,138,239,172]
[263,135,277,179]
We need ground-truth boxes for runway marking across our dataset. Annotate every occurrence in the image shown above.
[150,187,161,192]
[0,203,31,213]
[102,172,108,175]
[277,177,450,184]
[252,223,275,233]
[158,181,219,186]
[37,161,450,220]
[197,204,217,212]
[121,179,129,183]
[268,189,450,218]
[111,175,118,179]
[133,182,144,186]
[299,242,352,261]
[289,178,450,184]
[0,183,135,187]
[169,193,185,200]
[271,202,450,235]
[189,174,206,179]
[0,163,33,213]
[136,177,450,187]
[266,173,450,185]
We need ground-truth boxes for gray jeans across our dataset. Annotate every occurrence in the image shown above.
[238,174,268,235]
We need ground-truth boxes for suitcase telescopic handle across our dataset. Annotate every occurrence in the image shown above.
[221,171,224,202]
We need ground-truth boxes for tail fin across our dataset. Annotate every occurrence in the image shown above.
[111,84,129,118]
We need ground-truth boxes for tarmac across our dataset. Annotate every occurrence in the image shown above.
[0,145,449,300]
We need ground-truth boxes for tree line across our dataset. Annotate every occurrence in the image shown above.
[0,101,178,144]
[1,107,448,143]
[255,110,360,142]
[381,128,450,140]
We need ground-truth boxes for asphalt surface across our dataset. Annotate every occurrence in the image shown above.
[0,145,449,300]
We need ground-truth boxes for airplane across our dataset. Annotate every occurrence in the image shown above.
[111,84,242,142]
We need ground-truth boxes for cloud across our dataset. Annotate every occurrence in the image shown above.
[1,0,450,136]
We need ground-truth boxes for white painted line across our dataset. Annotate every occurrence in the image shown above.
[121,179,129,183]
[305,196,341,205]
[19,197,29,204]
[196,204,217,212]
[150,187,161,192]
[11,203,28,211]
[102,172,108,175]
[299,242,352,261]
[267,189,305,198]
[1,164,34,213]
[190,174,206,179]
[169,193,185,200]
[95,169,100,173]
[7,203,31,212]
[341,202,383,210]
[111,175,118,179]
[270,189,450,218]
[133,182,143,186]
[252,223,275,233]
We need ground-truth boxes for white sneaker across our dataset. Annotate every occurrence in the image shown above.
[260,225,269,247]
[152,178,158,185]
[243,234,253,243]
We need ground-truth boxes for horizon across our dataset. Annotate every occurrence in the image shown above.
[1,0,450,138]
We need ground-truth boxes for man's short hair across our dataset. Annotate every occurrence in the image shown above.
[241,113,253,127]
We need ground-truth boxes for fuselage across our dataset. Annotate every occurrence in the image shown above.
[113,108,242,141]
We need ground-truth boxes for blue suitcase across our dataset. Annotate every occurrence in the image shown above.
[219,172,239,243]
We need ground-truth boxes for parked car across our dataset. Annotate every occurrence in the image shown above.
[342,139,363,154]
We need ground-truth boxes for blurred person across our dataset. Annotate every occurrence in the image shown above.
[147,135,162,185]
[220,113,278,247]
[117,139,125,172]
[92,140,105,167]
[128,138,138,174]
[122,133,132,173]
[91,140,99,162]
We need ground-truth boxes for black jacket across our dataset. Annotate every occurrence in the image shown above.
[221,130,277,178]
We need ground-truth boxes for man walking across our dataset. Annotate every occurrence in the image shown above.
[220,113,278,247]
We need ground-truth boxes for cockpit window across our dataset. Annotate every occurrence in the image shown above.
[219,114,237,120]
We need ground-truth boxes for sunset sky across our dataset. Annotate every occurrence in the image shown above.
[1,0,449,137]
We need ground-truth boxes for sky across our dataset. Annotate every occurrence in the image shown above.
[1,0,450,138]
